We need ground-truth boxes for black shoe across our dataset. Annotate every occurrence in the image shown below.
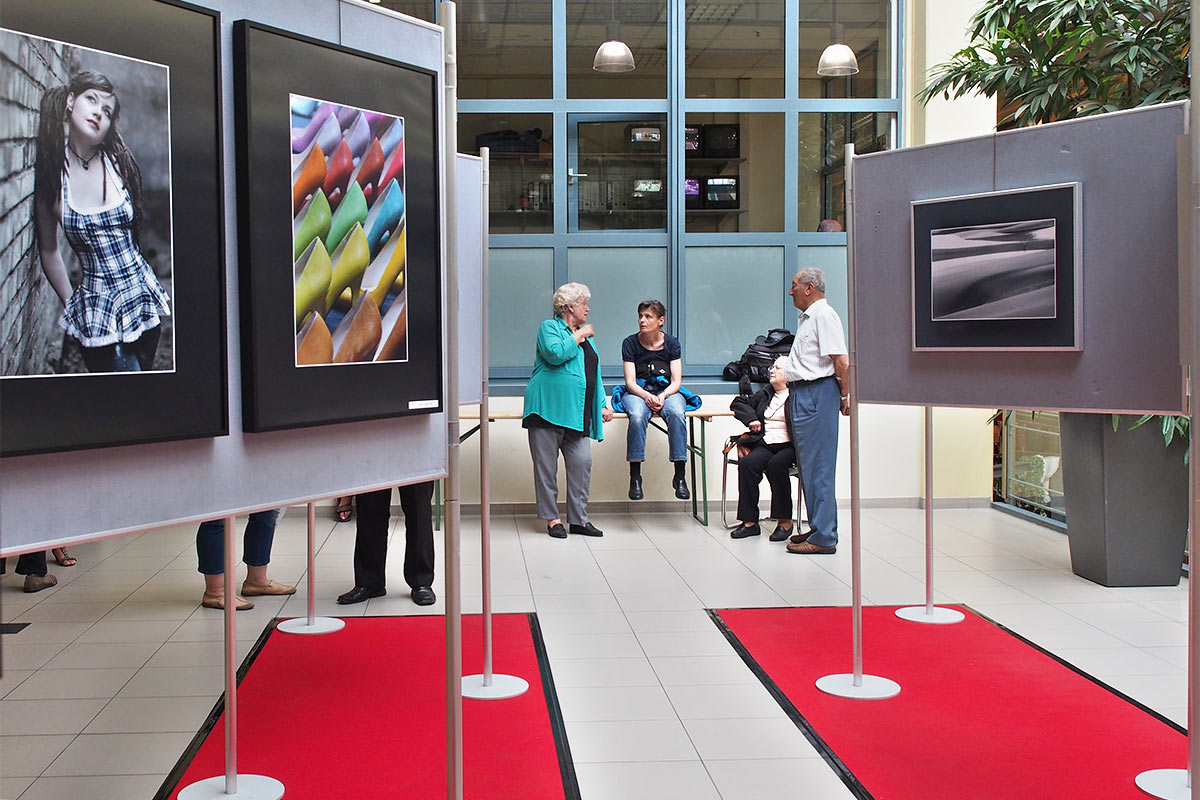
[569,522,604,537]
[337,585,385,604]
[789,530,812,544]
[547,522,568,539]
[730,523,761,539]
[672,476,690,500]
[628,475,644,500]
[769,524,793,542]
[411,586,436,606]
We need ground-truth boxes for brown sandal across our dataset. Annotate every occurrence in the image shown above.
[52,547,77,567]
[201,593,254,611]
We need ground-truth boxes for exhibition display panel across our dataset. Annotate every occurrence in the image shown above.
[0,0,228,456]
[234,21,443,432]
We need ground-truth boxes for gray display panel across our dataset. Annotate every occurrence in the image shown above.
[852,102,1186,414]
[0,0,481,556]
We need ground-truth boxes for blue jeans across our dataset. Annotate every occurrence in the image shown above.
[787,377,839,547]
[625,392,687,462]
[196,510,281,575]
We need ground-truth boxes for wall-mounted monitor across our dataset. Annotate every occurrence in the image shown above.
[684,125,701,156]
[704,176,739,209]
[702,123,740,159]
[626,124,663,153]
[685,177,702,209]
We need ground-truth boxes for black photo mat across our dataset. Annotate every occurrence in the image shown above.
[234,21,442,432]
[911,183,1080,351]
[1,0,227,456]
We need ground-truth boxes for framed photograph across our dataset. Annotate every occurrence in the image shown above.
[234,21,442,432]
[911,183,1081,351]
[0,0,227,456]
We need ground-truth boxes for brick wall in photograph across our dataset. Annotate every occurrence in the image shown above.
[0,34,76,375]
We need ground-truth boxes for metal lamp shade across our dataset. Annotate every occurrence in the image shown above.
[817,42,859,76]
[593,19,635,72]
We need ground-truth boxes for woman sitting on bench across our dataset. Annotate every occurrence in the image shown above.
[729,356,796,541]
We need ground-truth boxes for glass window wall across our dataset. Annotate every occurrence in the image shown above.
[798,0,893,98]
[683,246,784,367]
[798,111,894,231]
[566,247,668,365]
[489,248,556,368]
[685,112,783,233]
[576,118,667,231]
[685,0,785,98]
[456,0,554,98]
[567,0,668,98]
[461,114,554,233]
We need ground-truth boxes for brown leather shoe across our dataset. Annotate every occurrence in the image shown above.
[786,540,836,555]
[789,530,811,544]
[23,574,57,593]
[241,579,297,597]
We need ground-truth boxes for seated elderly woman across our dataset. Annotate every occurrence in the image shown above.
[728,356,796,541]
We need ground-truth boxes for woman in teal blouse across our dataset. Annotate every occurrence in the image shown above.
[522,282,613,538]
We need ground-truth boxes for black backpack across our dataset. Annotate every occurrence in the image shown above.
[723,328,793,393]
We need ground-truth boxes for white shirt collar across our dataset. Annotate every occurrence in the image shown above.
[800,297,828,319]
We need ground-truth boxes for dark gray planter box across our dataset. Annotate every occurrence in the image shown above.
[1059,412,1187,587]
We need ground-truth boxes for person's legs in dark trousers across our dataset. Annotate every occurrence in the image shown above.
[11,551,54,592]
[788,379,839,548]
[398,482,435,591]
[763,444,795,523]
[352,488,392,591]
[736,445,772,523]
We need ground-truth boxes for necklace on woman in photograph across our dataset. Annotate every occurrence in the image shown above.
[68,144,98,170]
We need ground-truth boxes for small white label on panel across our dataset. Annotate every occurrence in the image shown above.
[409,399,439,409]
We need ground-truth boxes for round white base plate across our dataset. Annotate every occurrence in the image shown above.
[462,673,530,699]
[178,774,285,799]
[277,616,346,635]
[1134,768,1190,799]
[816,673,901,700]
[895,606,965,625]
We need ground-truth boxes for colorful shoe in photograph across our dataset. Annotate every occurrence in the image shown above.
[291,102,333,153]
[292,143,327,215]
[335,104,360,129]
[361,221,405,309]
[364,178,405,258]
[343,111,372,160]
[371,140,404,204]
[374,293,407,362]
[324,223,370,313]
[349,138,385,196]
[294,238,331,327]
[296,311,333,365]
[377,117,404,161]
[293,189,331,262]
[324,182,368,255]
[321,138,354,202]
[331,292,382,363]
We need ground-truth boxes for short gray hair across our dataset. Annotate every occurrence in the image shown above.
[795,267,826,294]
[773,355,789,370]
[552,282,590,317]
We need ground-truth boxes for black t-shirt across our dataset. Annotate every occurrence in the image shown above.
[522,338,598,435]
[621,333,681,380]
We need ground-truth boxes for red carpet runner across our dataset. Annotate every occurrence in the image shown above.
[715,605,1186,800]
[162,614,573,799]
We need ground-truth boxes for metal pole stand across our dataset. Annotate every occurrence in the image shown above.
[179,518,285,800]
[278,502,345,635]
[815,143,901,702]
[460,146,527,702]
[897,406,964,626]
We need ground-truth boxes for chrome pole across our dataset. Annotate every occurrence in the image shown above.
[845,142,863,685]
[223,515,237,794]
[479,146,493,685]
[307,501,316,625]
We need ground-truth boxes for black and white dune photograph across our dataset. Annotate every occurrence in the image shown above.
[930,219,1057,321]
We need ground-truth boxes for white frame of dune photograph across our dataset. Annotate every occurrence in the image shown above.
[910,182,1082,351]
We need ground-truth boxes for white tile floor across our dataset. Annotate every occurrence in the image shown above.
[0,507,1189,799]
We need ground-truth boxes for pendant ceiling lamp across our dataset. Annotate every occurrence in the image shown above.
[817,2,858,77]
[593,0,635,72]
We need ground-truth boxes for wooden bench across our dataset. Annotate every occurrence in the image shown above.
[442,407,737,526]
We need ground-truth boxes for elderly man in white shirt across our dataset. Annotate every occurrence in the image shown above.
[782,267,849,554]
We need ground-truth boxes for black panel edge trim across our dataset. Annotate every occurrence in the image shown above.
[528,611,583,800]
[706,608,876,800]
[153,617,280,800]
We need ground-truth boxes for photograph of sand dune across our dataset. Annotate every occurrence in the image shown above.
[930,219,1056,322]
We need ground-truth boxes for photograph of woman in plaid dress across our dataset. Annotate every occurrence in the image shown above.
[1,30,174,376]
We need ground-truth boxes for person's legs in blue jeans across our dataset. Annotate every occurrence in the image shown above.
[196,510,291,608]
[661,393,687,462]
[624,393,651,462]
[242,510,281,568]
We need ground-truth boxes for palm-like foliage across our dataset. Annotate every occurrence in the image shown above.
[918,0,1189,128]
